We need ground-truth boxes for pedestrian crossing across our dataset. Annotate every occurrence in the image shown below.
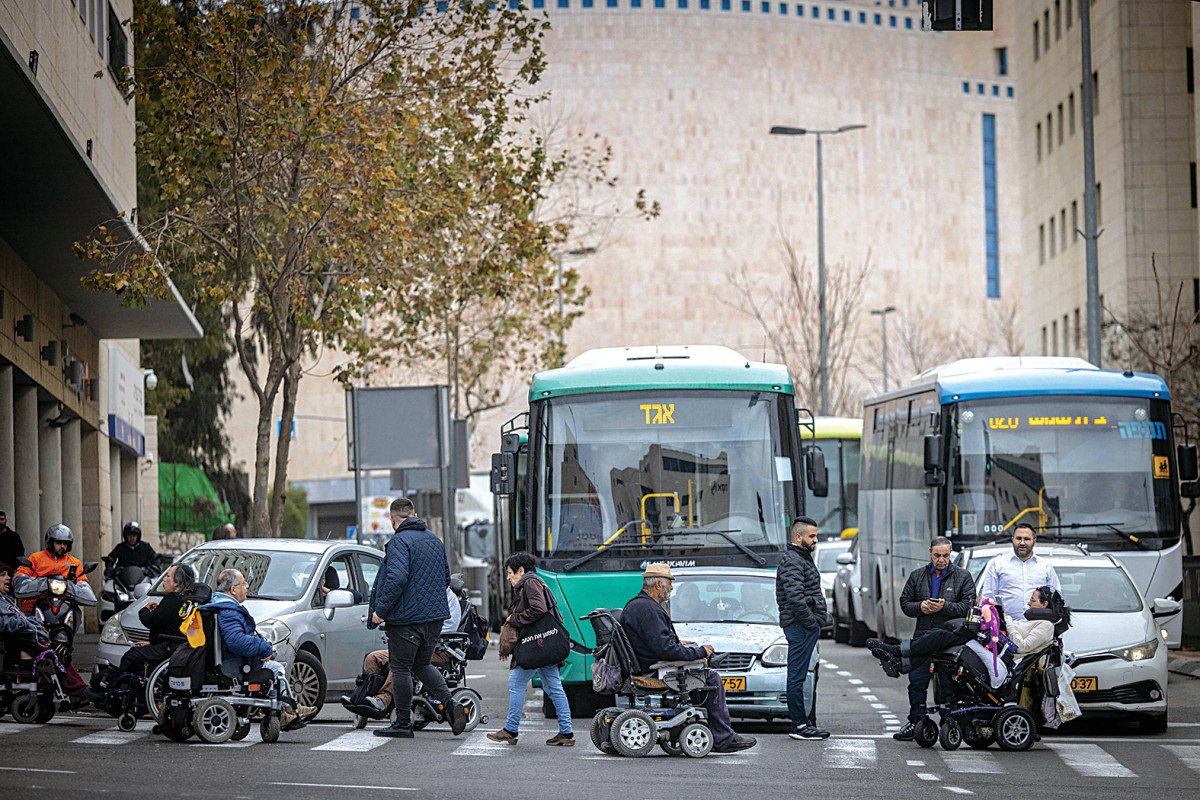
[5,717,1200,779]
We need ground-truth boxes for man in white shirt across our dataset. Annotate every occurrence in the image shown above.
[977,522,1061,621]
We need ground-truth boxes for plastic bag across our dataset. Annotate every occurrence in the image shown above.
[1041,694,1062,728]
[1056,660,1082,723]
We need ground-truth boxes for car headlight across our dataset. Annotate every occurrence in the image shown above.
[100,615,131,645]
[1110,638,1159,662]
[115,587,130,603]
[762,642,789,667]
[256,619,291,645]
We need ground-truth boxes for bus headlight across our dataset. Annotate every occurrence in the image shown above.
[762,643,789,667]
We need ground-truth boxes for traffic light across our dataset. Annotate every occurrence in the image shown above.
[922,0,993,31]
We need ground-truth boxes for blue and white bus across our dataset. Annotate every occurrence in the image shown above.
[856,357,1192,647]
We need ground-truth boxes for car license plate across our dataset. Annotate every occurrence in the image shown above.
[1071,676,1097,692]
[721,676,746,691]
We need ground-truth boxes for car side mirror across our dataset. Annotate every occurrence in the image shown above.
[1152,597,1182,617]
[490,452,515,496]
[806,447,829,498]
[1178,443,1199,482]
[323,588,355,620]
[134,583,150,600]
[836,552,854,566]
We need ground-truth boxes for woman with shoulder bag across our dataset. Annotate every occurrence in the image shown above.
[488,552,574,746]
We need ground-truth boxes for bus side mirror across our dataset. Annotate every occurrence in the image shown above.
[501,433,521,455]
[806,447,829,498]
[491,452,515,496]
[924,434,945,487]
[1178,444,1198,482]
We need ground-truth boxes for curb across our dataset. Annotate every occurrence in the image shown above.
[1167,657,1200,679]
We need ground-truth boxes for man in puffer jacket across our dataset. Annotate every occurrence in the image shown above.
[368,497,467,739]
[776,516,830,741]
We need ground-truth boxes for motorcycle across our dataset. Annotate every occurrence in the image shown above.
[98,557,156,624]
[13,561,99,666]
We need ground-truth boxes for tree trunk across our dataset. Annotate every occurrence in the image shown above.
[269,359,302,535]
[251,399,275,537]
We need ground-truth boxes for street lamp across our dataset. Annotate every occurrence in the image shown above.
[769,123,867,415]
[870,306,897,391]
[552,247,596,364]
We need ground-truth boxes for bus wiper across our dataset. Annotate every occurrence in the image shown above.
[563,519,655,573]
[651,528,767,567]
[1038,522,1151,549]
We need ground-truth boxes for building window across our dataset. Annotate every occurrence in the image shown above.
[1007,87,1014,98]
[1049,216,1057,258]
[1044,10,1050,52]
[1036,122,1042,162]
[1034,21,1040,61]
[1042,326,1048,356]
[1092,71,1099,115]
[1051,321,1059,356]
[983,114,1000,298]
[963,82,970,94]
[1192,163,1197,209]
[1066,0,1072,29]
[1074,308,1081,352]
[1039,223,1046,265]
[1189,48,1195,94]
[1096,182,1102,226]
[1063,314,1070,355]
[860,11,866,23]
[1046,113,1053,154]
[996,47,1008,76]
[1057,103,1064,145]
[844,10,850,20]
[1054,0,1061,40]
[107,3,128,86]
[1068,92,1075,135]
[889,15,896,26]
[1061,208,1067,251]
[1071,200,1078,241]
[874,13,881,24]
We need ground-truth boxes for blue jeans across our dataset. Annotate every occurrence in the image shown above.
[506,664,572,735]
[783,621,820,731]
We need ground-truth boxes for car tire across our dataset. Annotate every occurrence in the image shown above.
[832,599,850,643]
[1139,711,1168,734]
[289,649,327,714]
[848,612,870,648]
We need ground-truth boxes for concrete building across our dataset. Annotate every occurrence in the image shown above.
[0,1,200,596]
[1016,0,1198,358]
[224,0,1022,536]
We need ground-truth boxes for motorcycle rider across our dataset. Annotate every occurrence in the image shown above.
[15,525,88,612]
[106,522,159,574]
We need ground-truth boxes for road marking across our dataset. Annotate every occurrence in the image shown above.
[0,766,76,774]
[453,734,511,756]
[863,695,879,702]
[1164,745,1200,773]
[848,679,864,685]
[1045,743,1137,778]
[855,687,871,693]
[837,671,852,676]
[72,726,147,746]
[193,738,259,748]
[870,703,887,709]
[945,788,974,795]
[907,760,925,766]
[268,783,417,791]
[941,751,1005,774]
[313,730,391,752]
[916,773,941,782]
[823,663,839,670]
[466,674,485,679]
[0,723,33,736]
[822,739,876,769]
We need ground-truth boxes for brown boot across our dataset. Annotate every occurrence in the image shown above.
[545,733,575,746]
[486,728,518,745]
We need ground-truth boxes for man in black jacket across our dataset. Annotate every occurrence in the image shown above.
[776,516,829,741]
[871,535,976,740]
[0,510,22,572]
[622,563,756,753]
[106,522,159,573]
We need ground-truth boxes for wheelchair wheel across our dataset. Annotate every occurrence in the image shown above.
[33,693,56,723]
[145,661,170,719]
[353,714,368,730]
[914,717,938,748]
[610,709,656,758]
[590,708,618,755]
[660,737,683,756]
[964,729,992,750]
[938,719,962,751]
[195,698,238,744]
[260,714,281,743]
[993,706,1036,751]
[451,688,483,733]
[678,723,713,758]
[117,712,138,732]
[9,692,40,724]
[231,720,252,741]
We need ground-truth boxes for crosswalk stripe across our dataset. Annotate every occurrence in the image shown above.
[822,739,876,769]
[1045,743,1137,778]
[0,723,31,736]
[452,733,510,756]
[1164,745,1200,773]
[313,730,391,752]
[73,727,147,746]
[940,751,1005,774]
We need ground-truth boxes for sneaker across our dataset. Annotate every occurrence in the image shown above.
[364,696,386,714]
[486,728,519,745]
[879,654,902,679]
[280,704,317,731]
[866,638,901,659]
[546,733,575,746]
[788,726,830,741]
[448,701,468,736]
[716,733,757,753]
[373,723,415,738]
[893,721,916,741]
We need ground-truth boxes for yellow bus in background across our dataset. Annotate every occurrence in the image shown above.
[801,416,862,540]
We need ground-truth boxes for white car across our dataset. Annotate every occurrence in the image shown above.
[1047,553,1177,733]
[814,539,851,635]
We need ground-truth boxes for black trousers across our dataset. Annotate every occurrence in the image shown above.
[387,620,452,728]
[118,642,175,674]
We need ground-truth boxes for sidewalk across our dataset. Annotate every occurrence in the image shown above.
[1168,648,1200,679]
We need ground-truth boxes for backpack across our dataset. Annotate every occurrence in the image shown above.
[461,605,489,661]
[167,640,206,694]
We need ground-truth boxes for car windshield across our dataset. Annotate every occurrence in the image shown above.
[1055,565,1143,613]
[157,548,322,601]
[815,542,851,572]
[533,390,797,558]
[947,395,1178,547]
[670,575,779,625]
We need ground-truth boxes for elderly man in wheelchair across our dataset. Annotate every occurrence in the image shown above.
[585,563,757,757]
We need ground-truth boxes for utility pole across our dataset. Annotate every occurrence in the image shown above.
[1080,0,1101,366]
[871,306,897,391]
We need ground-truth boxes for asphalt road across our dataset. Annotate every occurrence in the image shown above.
[2,641,1199,800]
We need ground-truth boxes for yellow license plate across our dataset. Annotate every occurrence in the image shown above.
[1071,676,1097,692]
[721,676,746,691]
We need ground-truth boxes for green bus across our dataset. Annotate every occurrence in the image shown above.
[800,416,863,539]
[490,345,827,715]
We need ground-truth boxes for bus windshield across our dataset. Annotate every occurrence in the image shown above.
[948,395,1178,547]
[805,438,860,535]
[533,390,797,559]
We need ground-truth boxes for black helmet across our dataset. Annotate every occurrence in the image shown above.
[45,524,74,553]
[122,521,142,542]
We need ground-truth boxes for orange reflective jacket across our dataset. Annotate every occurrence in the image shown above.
[15,550,86,611]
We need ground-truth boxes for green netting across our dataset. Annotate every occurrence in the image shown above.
[159,463,233,535]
